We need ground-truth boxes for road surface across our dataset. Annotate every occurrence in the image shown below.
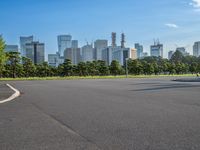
[1,78,200,150]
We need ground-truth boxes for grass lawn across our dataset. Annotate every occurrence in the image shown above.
[0,74,196,81]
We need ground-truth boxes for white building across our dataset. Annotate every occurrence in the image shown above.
[94,40,108,60]
[150,43,163,58]
[20,36,33,57]
[57,35,72,57]
[193,41,200,57]
[5,45,19,52]
[64,48,81,65]
[82,44,94,62]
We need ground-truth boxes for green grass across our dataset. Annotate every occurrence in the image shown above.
[0,74,196,81]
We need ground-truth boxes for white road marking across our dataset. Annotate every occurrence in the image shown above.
[0,84,20,104]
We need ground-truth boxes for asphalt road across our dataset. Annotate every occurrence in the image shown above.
[1,78,200,150]
[0,83,14,101]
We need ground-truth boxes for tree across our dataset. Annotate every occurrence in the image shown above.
[170,50,184,63]
[22,57,36,77]
[77,62,87,76]
[63,59,73,76]
[7,52,21,78]
[0,36,7,78]
[109,60,121,76]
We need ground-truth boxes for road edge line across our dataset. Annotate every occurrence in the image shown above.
[0,84,20,104]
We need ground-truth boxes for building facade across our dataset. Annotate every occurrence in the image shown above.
[64,48,81,65]
[57,35,72,57]
[25,41,45,64]
[81,44,94,62]
[135,43,143,58]
[5,45,19,52]
[20,36,33,57]
[112,47,130,66]
[94,40,108,60]
[130,48,137,60]
[168,51,174,60]
[150,43,163,57]
[193,41,200,57]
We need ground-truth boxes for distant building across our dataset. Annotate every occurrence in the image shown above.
[112,32,117,47]
[176,47,186,54]
[142,52,148,58]
[64,48,81,65]
[25,41,45,64]
[135,43,143,58]
[5,45,19,52]
[193,41,200,57]
[94,40,108,60]
[72,40,78,49]
[150,42,163,57]
[168,51,174,60]
[20,36,33,57]
[102,46,113,65]
[82,43,94,62]
[130,48,137,60]
[57,35,72,57]
[112,46,130,66]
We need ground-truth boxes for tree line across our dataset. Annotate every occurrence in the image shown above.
[1,37,200,78]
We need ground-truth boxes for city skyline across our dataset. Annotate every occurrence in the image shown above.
[1,0,200,58]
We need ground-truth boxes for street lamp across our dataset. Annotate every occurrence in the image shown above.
[125,58,129,78]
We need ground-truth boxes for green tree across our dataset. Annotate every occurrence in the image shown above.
[63,59,73,76]
[22,57,36,77]
[0,37,7,77]
[77,62,87,76]
[109,60,121,76]
[171,50,184,63]
[7,52,21,78]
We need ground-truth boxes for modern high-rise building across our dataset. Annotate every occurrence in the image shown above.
[64,48,81,65]
[135,43,143,58]
[112,47,130,65]
[130,48,137,60]
[81,43,94,62]
[71,40,78,49]
[176,47,186,54]
[5,45,19,52]
[57,35,72,57]
[193,41,200,57]
[121,33,125,48]
[102,46,113,65]
[150,42,163,58]
[25,41,45,64]
[168,51,174,60]
[20,36,33,57]
[94,40,108,60]
[112,32,117,47]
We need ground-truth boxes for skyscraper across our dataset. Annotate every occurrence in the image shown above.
[112,32,117,47]
[150,41,163,57]
[82,43,94,62]
[135,43,143,59]
[25,41,45,64]
[112,47,130,65]
[5,45,19,52]
[72,40,78,49]
[168,51,174,60]
[193,41,200,57]
[57,35,72,57]
[20,36,33,57]
[94,40,108,60]
[64,48,81,65]
[121,33,125,48]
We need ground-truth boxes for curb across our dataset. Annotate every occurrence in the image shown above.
[0,84,20,104]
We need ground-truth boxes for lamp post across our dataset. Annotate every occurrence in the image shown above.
[125,58,129,78]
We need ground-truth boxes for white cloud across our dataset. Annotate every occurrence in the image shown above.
[190,0,200,8]
[165,23,179,29]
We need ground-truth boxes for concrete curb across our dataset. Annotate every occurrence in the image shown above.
[0,84,20,104]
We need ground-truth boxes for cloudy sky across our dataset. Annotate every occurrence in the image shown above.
[1,0,200,58]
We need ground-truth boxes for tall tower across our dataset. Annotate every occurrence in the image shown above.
[121,33,125,48]
[111,32,116,47]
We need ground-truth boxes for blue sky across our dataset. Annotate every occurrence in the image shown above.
[1,0,200,58]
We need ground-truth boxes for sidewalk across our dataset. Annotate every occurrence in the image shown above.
[0,83,14,101]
